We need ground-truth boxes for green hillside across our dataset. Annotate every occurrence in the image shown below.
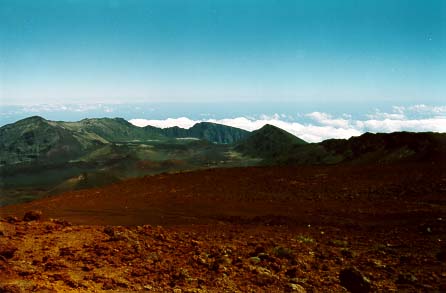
[55,117,165,143]
[0,116,250,166]
[0,116,102,165]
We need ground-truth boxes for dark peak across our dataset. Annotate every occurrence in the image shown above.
[254,124,307,144]
[112,117,133,125]
[165,125,185,130]
[23,116,47,122]
[190,122,219,128]
[257,124,283,132]
[10,116,49,127]
[235,123,308,158]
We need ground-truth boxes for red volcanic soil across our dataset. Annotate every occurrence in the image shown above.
[1,163,446,292]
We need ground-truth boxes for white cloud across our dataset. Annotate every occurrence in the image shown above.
[306,112,351,128]
[406,104,446,117]
[367,104,446,120]
[366,112,406,120]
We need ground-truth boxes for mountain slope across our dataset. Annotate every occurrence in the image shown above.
[55,118,165,143]
[320,131,446,164]
[277,131,446,165]
[235,128,446,165]
[235,124,307,159]
[0,116,258,206]
[0,117,251,166]
[0,116,103,165]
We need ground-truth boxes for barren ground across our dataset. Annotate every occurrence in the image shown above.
[1,163,445,292]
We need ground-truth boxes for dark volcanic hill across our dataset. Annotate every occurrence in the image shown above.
[235,124,307,159]
[237,128,446,165]
[279,131,446,165]
[320,131,446,163]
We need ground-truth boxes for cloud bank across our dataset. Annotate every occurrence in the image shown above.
[130,105,446,143]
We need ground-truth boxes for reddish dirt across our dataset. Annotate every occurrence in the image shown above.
[1,163,445,292]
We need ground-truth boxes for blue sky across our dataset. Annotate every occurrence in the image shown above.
[1,0,444,106]
[0,0,445,139]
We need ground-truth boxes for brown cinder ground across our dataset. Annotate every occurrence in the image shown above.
[0,163,445,292]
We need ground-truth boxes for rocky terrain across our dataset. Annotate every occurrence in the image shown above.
[1,163,445,292]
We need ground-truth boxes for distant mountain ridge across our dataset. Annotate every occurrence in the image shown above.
[0,116,249,165]
[1,115,445,206]
[2,116,445,166]
[232,125,445,165]
[238,130,446,165]
[319,131,446,164]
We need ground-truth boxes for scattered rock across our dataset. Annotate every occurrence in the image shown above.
[51,273,78,288]
[5,216,19,223]
[253,267,278,286]
[0,284,22,293]
[418,224,432,234]
[253,245,266,255]
[285,267,298,278]
[396,273,417,285]
[102,279,117,290]
[103,226,115,237]
[51,219,72,227]
[339,267,371,293]
[436,249,446,262]
[290,277,307,284]
[81,265,93,272]
[59,247,76,257]
[286,283,306,292]
[272,246,293,259]
[249,256,261,264]
[23,210,42,222]
[44,260,68,271]
[0,245,18,259]
[257,252,270,260]
[103,226,127,241]
[340,248,354,258]
[219,255,232,266]
[329,239,349,247]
